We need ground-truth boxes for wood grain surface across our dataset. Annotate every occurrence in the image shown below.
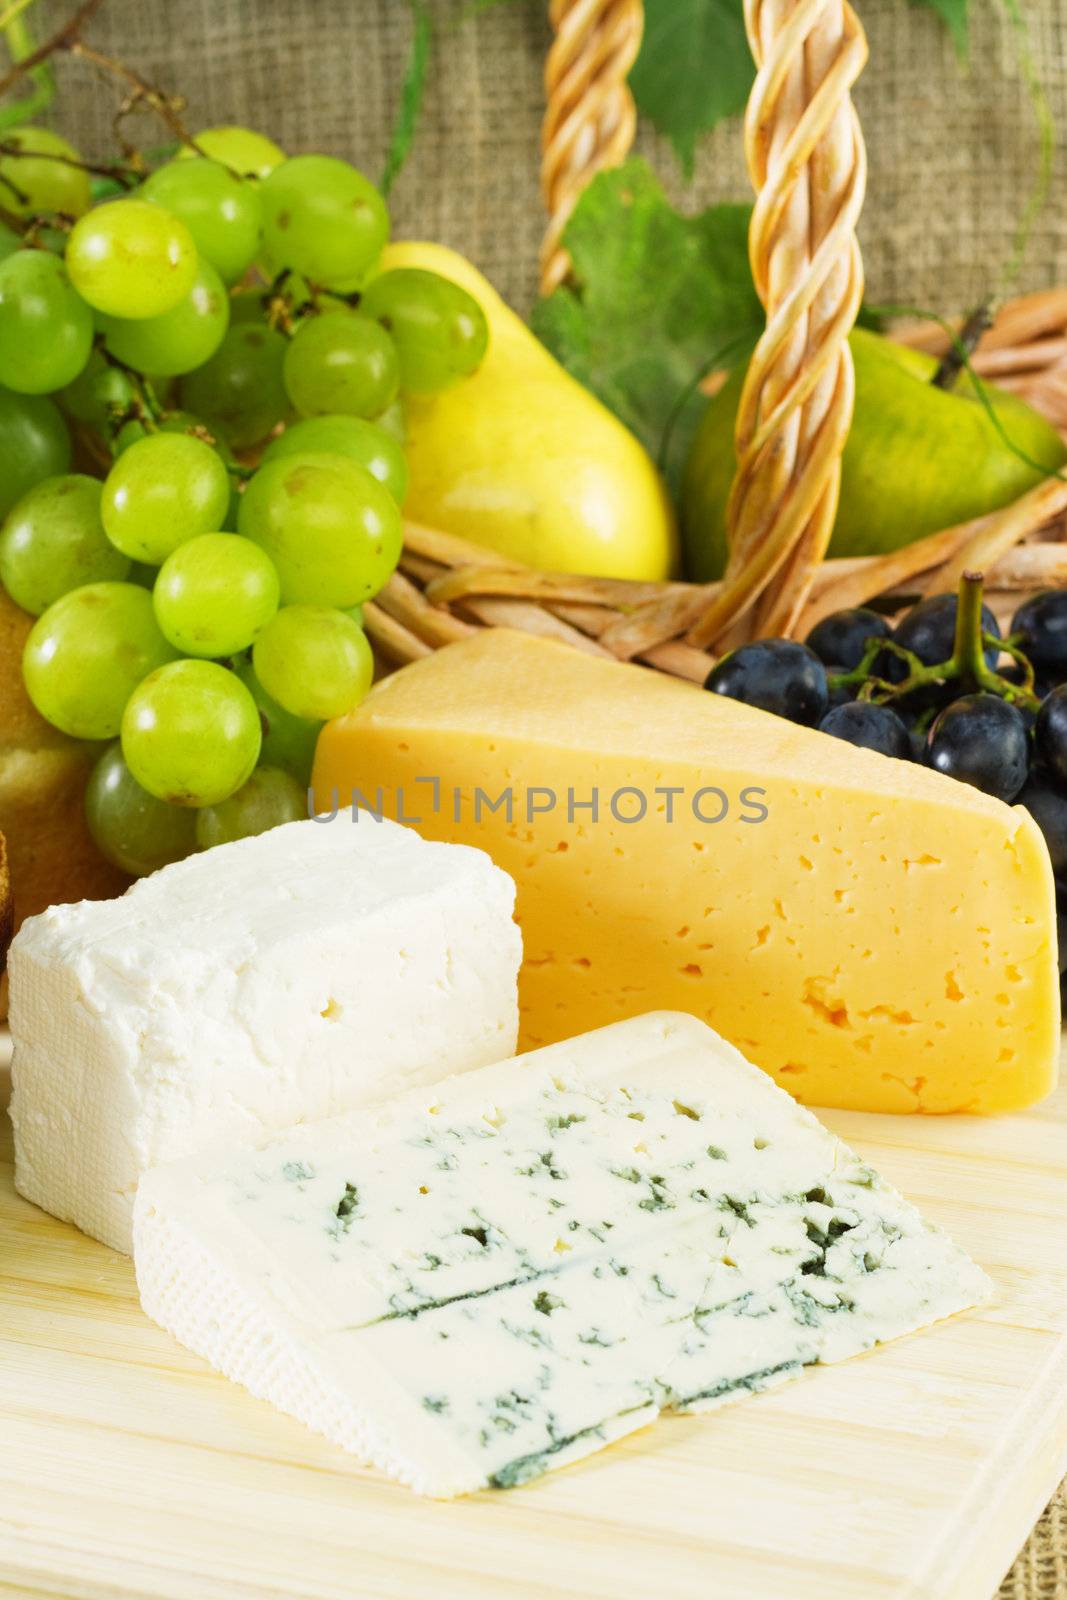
[1,1037,1066,1600]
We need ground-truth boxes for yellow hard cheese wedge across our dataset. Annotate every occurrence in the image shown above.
[313,630,1060,1114]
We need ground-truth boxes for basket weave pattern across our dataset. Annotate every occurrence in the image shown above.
[366,292,1067,680]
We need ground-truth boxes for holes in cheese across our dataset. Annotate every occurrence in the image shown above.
[313,630,1060,1115]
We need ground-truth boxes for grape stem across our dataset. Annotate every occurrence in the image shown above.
[262,270,298,334]
[827,571,1041,713]
[0,165,27,206]
[931,302,994,391]
[97,342,166,427]
[0,0,215,173]
[0,0,104,98]
[0,135,139,189]
[67,39,211,165]
[22,210,74,242]
[261,267,363,331]
[0,197,77,244]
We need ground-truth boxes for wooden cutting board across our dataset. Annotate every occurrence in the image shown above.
[2,1036,1067,1600]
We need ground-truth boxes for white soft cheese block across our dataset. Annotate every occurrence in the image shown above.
[134,1012,990,1498]
[9,817,521,1252]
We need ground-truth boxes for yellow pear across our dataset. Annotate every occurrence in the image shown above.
[377,242,677,580]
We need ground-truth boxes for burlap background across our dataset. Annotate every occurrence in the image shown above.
[32,0,1067,317]
[23,0,1067,1591]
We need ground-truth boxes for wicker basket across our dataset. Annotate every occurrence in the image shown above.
[361,0,1067,683]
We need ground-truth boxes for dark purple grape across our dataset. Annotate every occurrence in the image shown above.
[926,694,1029,802]
[1057,910,1067,974]
[1018,777,1067,876]
[818,701,911,759]
[1011,591,1067,677]
[704,639,829,727]
[806,608,892,671]
[892,593,1001,675]
[1034,686,1067,786]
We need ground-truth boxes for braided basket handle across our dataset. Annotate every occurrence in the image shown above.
[540,0,644,295]
[693,0,867,646]
[540,0,867,647]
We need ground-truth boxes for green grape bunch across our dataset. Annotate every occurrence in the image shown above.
[0,114,491,875]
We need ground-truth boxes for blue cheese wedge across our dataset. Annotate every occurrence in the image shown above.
[9,817,520,1252]
[134,1012,991,1497]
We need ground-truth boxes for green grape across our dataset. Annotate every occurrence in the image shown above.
[101,432,231,563]
[0,250,94,394]
[252,605,374,720]
[113,415,240,537]
[283,312,399,420]
[238,451,402,607]
[154,533,279,656]
[262,414,407,505]
[0,388,70,518]
[122,658,261,805]
[178,127,284,178]
[258,155,388,290]
[100,256,229,377]
[0,127,91,219]
[180,323,291,448]
[140,160,263,287]
[373,397,405,443]
[0,473,130,615]
[0,222,20,262]
[360,268,489,394]
[85,741,198,875]
[59,350,138,436]
[195,765,307,849]
[23,581,178,739]
[66,199,197,319]
[233,658,320,784]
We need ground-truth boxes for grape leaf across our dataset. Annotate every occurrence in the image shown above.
[913,0,970,57]
[630,0,971,170]
[629,0,754,177]
[530,159,763,494]
[380,1,432,197]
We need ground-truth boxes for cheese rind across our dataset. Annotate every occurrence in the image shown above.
[9,817,520,1251]
[134,1013,990,1497]
[313,630,1060,1113]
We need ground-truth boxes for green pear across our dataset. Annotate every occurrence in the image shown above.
[682,326,1067,582]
